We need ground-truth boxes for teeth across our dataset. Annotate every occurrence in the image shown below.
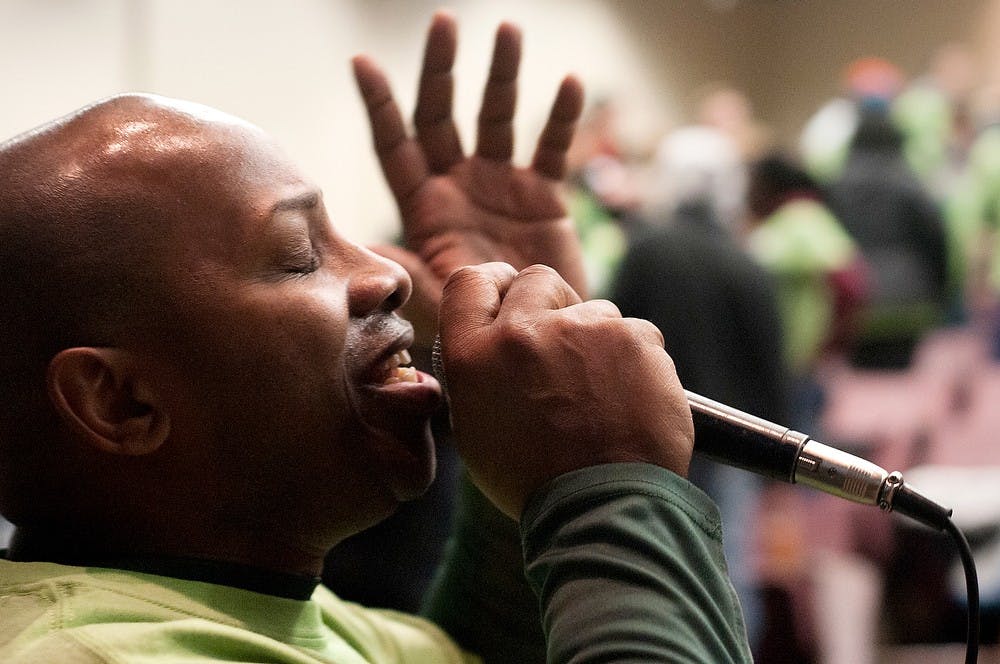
[384,366,418,384]
[396,366,419,383]
[383,350,418,384]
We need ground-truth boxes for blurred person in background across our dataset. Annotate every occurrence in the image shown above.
[743,153,872,664]
[745,153,867,433]
[565,98,645,298]
[696,83,773,163]
[644,124,747,230]
[944,84,1000,354]
[610,124,787,656]
[892,42,980,198]
[799,57,905,183]
[826,113,949,369]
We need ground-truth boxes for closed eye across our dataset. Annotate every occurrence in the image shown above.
[281,244,320,277]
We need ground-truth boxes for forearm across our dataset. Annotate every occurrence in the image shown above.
[521,463,753,664]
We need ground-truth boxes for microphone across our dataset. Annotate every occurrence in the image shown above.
[431,336,951,530]
[685,391,950,529]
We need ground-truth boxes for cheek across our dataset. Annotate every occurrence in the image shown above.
[160,287,354,430]
[188,307,358,501]
[232,302,352,411]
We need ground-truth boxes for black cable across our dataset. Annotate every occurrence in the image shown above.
[943,517,980,664]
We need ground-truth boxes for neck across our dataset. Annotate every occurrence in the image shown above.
[7,526,322,600]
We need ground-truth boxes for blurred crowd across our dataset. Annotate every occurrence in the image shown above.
[567,42,1000,663]
[4,38,994,664]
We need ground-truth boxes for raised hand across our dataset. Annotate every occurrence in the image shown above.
[353,10,588,337]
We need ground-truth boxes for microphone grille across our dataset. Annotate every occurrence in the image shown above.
[431,335,449,398]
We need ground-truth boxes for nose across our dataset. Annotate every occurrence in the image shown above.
[347,245,412,317]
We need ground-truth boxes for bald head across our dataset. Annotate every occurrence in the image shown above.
[0,93,274,522]
[1,93,263,343]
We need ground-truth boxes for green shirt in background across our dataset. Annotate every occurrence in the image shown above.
[954,125,1000,294]
[747,198,857,373]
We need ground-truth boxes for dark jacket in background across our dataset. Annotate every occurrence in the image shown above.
[611,202,787,423]
[826,115,949,368]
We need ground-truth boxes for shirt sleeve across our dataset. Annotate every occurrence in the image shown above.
[421,475,548,664]
[521,463,753,663]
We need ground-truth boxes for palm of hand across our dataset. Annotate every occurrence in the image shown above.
[405,157,582,290]
[354,12,587,300]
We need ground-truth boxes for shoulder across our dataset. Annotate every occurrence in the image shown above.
[2,560,469,664]
[312,586,477,663]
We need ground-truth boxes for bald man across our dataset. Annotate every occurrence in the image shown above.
[0,12,751,664]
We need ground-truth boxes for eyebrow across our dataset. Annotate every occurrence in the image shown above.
[268,191,321,215]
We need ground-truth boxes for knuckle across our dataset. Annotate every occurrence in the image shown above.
[626,317,665,347]
[445,264,483,285]
[497,319,541,358]
[587,298,622,318]
[518,263,559,280]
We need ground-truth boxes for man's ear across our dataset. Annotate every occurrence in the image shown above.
[46,347,170,456]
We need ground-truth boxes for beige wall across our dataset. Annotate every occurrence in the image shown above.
[600,0,993,148]
[0,0,711,243]
[729,0,989,147]
[1,0,997,241]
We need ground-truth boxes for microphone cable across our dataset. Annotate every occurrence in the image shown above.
[687,389,980,663]
[943,516,980,664]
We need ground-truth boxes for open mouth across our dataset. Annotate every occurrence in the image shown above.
[381,349,419,385]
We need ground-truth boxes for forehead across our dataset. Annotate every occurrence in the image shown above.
[150,114,308,212]
[110,109,319,254]
[26,104,329,321]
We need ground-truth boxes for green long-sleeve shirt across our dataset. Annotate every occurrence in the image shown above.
[0,464,751,663]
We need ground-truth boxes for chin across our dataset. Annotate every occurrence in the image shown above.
[379,425,438,503]
[390,442,438,502]
[353,406,440,505]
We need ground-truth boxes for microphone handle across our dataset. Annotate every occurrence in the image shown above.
[687,390,951,529]
[686,390,806,483]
